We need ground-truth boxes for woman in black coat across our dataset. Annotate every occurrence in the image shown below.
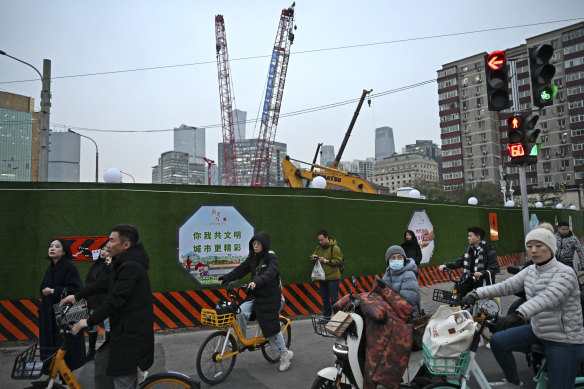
[401,230,423,266]
[39,238,86,370]
[218,231,294,372]
[84,247,111,360]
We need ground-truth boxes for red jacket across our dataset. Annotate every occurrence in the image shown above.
[335,277,413,389]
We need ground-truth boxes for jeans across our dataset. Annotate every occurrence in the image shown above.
[490,323,584,388]
[319,280,340,319]
[87,308,110,333]
[114,373,138,389]
[236,300,287,354]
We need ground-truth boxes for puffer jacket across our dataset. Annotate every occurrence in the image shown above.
[335,277,413,389]
[382,258,421,318]
[555,231,584,266]
[312,237,343,280]
[476,257,584,344]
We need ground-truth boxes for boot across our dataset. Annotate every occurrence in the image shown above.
[87,332,98,361]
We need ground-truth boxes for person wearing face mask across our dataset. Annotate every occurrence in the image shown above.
[381,245,421,318]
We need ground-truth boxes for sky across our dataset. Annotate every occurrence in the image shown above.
[1,1,583,183]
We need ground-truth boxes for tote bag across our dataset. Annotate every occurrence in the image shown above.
[422,305,475,358]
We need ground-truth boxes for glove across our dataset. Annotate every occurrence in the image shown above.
[494,311,525,332]
[460,292,478,309]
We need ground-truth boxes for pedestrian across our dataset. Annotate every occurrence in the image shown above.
[39,238,86,370]
[60,224,154,389]
[401,230,422,266]
[438,226,499,297]
[310,230,343,319]
[218,231,293,372]
[555,220,584,269]
[84,247,111,361]
[382,245,421,318]
[461,227,584,388]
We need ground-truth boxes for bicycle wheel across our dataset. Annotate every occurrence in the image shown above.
[310,376,351,389]
[261,317,292,363]
[196,330,237,385]
[140,371,198,388]
[420,383,461,389]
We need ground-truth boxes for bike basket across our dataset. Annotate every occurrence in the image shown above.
[201,308,234,327]
[52,299,88,328]
[422,343,471,375]
[432,289,457,305]
[11,343,57,380]
[311,315,350,338]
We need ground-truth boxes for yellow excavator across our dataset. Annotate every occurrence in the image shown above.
[281,89,377,194]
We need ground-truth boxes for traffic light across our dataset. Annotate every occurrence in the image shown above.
[528,44,557,108]
[507,114,540,165]
[485,50,510,111]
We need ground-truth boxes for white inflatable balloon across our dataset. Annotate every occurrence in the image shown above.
[104,168,123,183]
[312,176,326,189]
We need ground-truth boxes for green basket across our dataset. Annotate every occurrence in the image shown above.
[422,343,471,376]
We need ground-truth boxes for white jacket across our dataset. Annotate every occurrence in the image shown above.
[476,258,584,344]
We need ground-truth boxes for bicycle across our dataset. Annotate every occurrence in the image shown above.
[421,314,584,388]
[11,300,199,389]
[196,283,292,385]
[432,268,500,340]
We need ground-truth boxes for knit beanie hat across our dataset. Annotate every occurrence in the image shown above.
[385,245,407,262]
[525,228,557,256]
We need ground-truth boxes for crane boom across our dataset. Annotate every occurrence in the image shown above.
[215,14,240,186]
[251,2,296,187]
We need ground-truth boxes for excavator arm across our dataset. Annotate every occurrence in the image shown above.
[281,156,377,194]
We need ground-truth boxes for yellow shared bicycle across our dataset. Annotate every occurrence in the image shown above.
[11,300,199,389]
[196,283,292,385]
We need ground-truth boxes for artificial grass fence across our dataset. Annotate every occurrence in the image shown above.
[1,182,579,300]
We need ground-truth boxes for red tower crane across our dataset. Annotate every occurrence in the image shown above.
[215,14,240,186]
[250,2,296,187]
[203,157,215,186]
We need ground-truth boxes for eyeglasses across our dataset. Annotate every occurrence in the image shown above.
[252,241,261,246]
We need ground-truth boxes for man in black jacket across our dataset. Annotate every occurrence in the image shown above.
[61,224,154,389]
[438,226,499,297]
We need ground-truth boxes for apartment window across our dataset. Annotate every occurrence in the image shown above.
[561,159,570,168]
[479,121,486,129]
[543,162,552,170]
[479,133,487,142]
[554,79,563,88]
[558,118,566,127]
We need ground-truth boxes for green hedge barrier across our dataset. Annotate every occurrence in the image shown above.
[1,182,580,300]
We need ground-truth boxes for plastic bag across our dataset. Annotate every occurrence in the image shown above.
[311,261,326,281]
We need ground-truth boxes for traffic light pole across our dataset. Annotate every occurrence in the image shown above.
[519,165,530,237]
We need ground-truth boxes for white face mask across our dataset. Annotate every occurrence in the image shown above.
[389,260,404,271]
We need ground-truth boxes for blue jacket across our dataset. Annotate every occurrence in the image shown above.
[382,258,421,318]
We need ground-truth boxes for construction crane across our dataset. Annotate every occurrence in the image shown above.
[203,157,215,186]
[215,14,239,186]
[250,2,296,187]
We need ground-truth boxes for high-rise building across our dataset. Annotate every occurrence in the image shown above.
[371,153,439,194]
[437,22,584,191]
[348,158,375,180]
[404,140,442,179]
[151,150,205,185]
[49,131,80,182]
[0,91,39,181]
[232,109,247,140]
[217,139,287,187]
[319,145,335,167]
[174,124,205,164]
[375,126,395,161]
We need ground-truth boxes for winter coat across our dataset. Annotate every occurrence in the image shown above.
[382,258,421,318]
[39,256,86,371]
[219,231,282,338]
[335,277,413,389]
[85,256,109,310]
[443,241,499,286]
[76,243,154,376]
[555,231,584,266]
[401,230,422,266]
[312,237,343,280]
[476,257,584,344]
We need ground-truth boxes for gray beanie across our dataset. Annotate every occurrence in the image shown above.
[525,228,557,256]
[385,245,407,262]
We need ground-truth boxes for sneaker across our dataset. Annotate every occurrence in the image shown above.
[279,350,294,372]
[489,379,523,388]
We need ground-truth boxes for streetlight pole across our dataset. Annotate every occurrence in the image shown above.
[0,50,51,182]
[120,170,135,183]
[68,129,98,183]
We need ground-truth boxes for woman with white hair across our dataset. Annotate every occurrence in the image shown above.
[461,228,584,388]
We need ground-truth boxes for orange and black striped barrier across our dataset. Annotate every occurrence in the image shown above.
[0,254,524,341]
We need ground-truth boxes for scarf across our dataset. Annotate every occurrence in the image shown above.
[461,241,485,274]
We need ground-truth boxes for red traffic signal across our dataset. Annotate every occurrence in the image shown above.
[508,143,525,158]
[487,51,506,71]
[507,116,522,129]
